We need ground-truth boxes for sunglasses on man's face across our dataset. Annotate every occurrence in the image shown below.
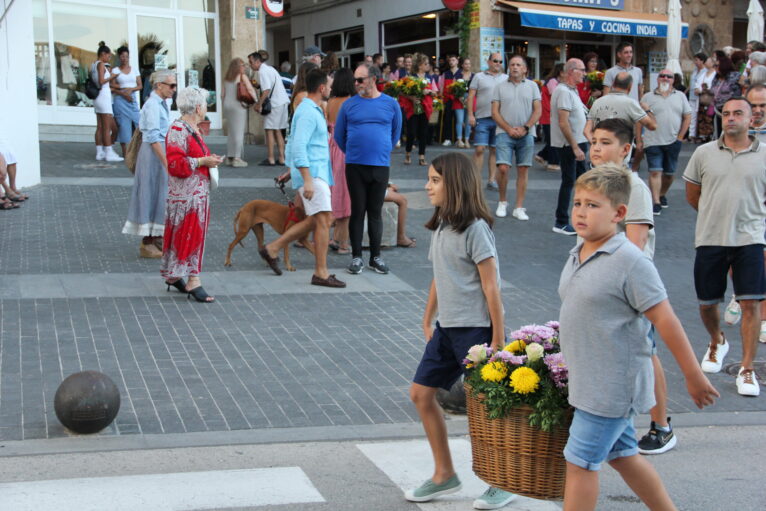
[162,82,178,89]
[355,77,369,83]
[491,59,503,64]
[658,74,673,79]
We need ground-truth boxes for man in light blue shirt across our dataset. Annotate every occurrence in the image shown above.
[259,69,345,288]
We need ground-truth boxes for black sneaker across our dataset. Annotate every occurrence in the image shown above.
[659,196,668,208]
[369,256,389,274]
[347,257,364,274]
[652,203,662,216]
[638,419,677,455]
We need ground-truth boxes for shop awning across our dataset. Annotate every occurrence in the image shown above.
[495,1,689,39]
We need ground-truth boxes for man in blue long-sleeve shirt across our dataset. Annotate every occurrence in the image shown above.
[259,69,345,288]
[335,62,402,275]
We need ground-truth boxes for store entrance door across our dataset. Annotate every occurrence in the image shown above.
[135,14,178,107]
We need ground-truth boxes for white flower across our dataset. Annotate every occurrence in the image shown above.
[525,342,544,362]
[466,344,489,364]
[457,78,465,83]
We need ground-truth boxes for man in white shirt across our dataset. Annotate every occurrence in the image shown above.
[688,53,707,140]
[249,51,290,166]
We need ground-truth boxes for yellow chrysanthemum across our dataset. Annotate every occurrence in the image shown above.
[504,340,527,353]
[509,367,540,394]
[480,361,508,382]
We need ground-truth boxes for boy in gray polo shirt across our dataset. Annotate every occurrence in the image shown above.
[559,164,718,510]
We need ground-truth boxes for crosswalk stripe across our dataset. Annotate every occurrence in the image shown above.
[0,467,325,511]
[357,438,561,510]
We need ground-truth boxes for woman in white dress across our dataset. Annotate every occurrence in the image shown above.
[111,46,143,156]
[92,42,122,162]
[221,58,256,167]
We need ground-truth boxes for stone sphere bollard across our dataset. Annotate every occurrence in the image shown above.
[436,376,466,414]
[54,371,121,434]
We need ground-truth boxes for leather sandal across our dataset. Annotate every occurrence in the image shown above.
[187,285,214,303]
[404,153,412,165]
[165,278,187,293]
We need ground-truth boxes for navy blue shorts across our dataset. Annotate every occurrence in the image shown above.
[413,322,492,390]
[694,244,766,304]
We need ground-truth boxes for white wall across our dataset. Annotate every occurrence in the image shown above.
[0,0,41,188]
[289,0,444,55]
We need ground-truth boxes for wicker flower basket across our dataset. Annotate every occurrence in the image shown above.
[465,383,571,500]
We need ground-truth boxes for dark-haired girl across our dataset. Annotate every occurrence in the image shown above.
[92,42,122,162]
[111,46,142,156]
[406,152,516,509]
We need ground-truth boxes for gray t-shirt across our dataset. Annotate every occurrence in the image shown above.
[587,92,647,127]
[683,136,766,247]
[491,78,541,134]
[470,71,508,119]
[623,172,655,259]
[558,233,667,418]
[641,90,692,147]
[428,219,502,328]
[604,64,644,102]
[550,83,588,147]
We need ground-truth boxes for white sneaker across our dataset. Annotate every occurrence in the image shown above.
[456,139,465,148]
[473,487,517,510]
[96,146,105,161]
[231,158,248,168]
[736,367,760,396]
[511,207,529,221]
[496,201,508,218]
[724,296,741,325]
[700,338,729,373]
[442,140,452,146]
[395,141,401,148]
[104,147,124,162]
[760,321,766,344]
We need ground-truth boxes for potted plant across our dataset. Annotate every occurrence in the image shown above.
[463,321,571,500]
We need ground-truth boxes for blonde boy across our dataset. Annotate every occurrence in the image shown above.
[558,164,719,511]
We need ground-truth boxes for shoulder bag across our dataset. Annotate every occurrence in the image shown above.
[236,75,256,106]
[125,128,142,174]
[185,122,218,190]
[85,62,101,100]
[260,80,275,116]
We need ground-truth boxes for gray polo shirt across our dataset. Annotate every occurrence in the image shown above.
[683,136,766,247]
[491,78,541,134]
[428,219,502,328]
[558,233,667,418]
[604,64,644,102]
[641,90,692,147]
[470,71,508,119]
[587,92,647,127]
[551,83,588,147]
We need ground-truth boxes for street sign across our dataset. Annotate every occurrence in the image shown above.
[245,6,259,20]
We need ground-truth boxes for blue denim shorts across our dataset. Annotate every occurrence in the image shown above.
[473,117,497,147]
[693,244,766,304]
[496,132,534,167]
[645,140,682,174]
[413,321,492,390]
[564,408,638,471]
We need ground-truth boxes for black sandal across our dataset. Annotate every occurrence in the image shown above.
[187,285,214,303]
[165,278,187,293]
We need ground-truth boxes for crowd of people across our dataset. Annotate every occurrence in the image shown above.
[42,37,763,510]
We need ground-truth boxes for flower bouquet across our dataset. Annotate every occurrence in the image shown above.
[400,76,430,114]
[533,78,544,91]
[586,70,605,90]
[463,321,571,500]
[446,78,468,98]
[382,80,401,98]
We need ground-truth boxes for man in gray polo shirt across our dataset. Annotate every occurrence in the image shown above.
[583,72,656,142]
[683,97,766,397]
[467,53,507,190]
[603,41,644,102]
[642,68,692,215]
[491,55,541,220]
[551,58,588,235]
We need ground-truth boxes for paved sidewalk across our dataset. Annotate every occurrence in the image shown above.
[0,140,763,445]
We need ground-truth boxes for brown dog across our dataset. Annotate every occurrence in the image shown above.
[224,199,313,271]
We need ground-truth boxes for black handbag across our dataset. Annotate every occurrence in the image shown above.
[85,63,100,99]
[260,84,274,116]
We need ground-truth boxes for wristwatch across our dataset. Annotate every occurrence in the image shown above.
[523,125,530,133]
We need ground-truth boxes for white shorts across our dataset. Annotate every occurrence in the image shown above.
[264,103,288,130]
[0,145,17,165]
[299,178,332,217]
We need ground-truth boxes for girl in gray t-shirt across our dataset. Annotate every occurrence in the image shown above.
[406,152,515,507]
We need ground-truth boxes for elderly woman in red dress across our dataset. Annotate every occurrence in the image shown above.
[161,87,223,303]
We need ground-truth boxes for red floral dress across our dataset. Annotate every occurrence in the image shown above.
[160,119,212,279]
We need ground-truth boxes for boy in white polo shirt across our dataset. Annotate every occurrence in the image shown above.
[559,164,718,510]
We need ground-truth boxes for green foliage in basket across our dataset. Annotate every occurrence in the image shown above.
[463,321,570,432]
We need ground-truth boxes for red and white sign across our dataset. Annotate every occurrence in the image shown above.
[262,0,284,17]
[442,0,467,10]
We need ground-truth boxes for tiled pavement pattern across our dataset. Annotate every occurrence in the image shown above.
[0,141,763,441]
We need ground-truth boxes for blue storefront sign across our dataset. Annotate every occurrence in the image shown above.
[517,0,624,11]
[520,10,688,38]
